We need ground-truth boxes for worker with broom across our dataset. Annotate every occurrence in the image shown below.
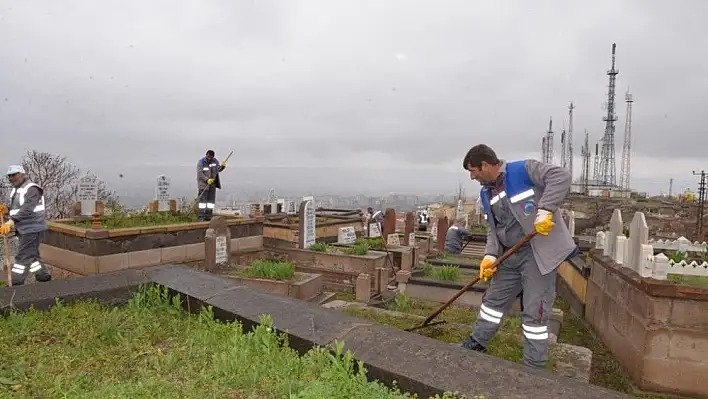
[196,150,227,222]
[444,218,473,255]
[460,144,575,370]
[0,165,52,285]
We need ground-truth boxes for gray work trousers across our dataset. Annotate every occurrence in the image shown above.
[471,245,556,369]
[11,231,51,285]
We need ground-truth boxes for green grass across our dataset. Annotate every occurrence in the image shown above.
[667,273,708,288]
[235,260,296,281]
[343,242,370,256]
[355,237,385,249]
[70,210,197,229]
[1,286,474,398]
[344,295,526,366]
[421,263,477,283]
[308,241,330,252]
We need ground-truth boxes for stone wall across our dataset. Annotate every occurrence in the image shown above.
[586,249,708,397]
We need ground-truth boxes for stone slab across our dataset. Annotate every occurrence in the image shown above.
[0,265,632,399]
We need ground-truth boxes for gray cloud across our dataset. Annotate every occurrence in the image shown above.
[0,0,706,196]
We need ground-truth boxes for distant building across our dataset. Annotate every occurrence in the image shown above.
[570,179,628,198]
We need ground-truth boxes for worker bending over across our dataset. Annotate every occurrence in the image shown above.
[0,165,51,285]
[460,144,574,370]
[444,218,473,255]
[367,207,385,232]
[196,150,226,221]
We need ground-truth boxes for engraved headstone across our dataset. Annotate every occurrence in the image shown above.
[338,226,357,245]
[155,175,172,212]
[286,200,297,215]
[387,234,400,246]
[299,199,316,249]
[78,176,99,216]
[368,222,382,238]
[605,209,623,258]
[204,216,231,272]
[628,212,649,274]
[408,232,416,248]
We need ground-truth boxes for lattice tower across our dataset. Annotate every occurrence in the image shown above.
[619,90,634,196]
[568,102,575,178]
[598,43,619,186]
[580,130,591,194]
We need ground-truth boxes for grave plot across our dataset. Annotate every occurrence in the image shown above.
[224,260,325,301]
[0,285,441,398]
[0,265,630,399]
[324,294,595,382]
[262,206,365,249]
[41,213,264,276]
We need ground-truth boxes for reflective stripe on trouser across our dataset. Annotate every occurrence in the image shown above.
[197,186,217,220]
[471,246,557,369]
[12,231,50,285]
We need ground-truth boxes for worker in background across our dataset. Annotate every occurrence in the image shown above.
[196,150,226,221]
[418,209,429,231]
[0,165,51,285]
[460,144,575,370]
[367,207,385,233]
[444,218,473,255]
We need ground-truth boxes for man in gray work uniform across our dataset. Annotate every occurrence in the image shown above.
[0,165,51,286]
[460,144,575,369]
[444,218,472,255]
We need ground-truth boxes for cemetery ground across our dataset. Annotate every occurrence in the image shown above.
[331,293,674,399]
[0,285,469,399]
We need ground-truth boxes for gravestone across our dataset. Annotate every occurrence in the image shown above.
[430,220,438,242]
[368,222,382,238]
[456,199,466,224]
[403,212,415,246]
[605,209,623,258]
[277,199,285,213]
[250,203,261,217]
[78,176,99,216]
[299,199,316,249]
[204,216,231,272]
[387,234,400,246]
[155,175,172,212]
[436,216,449,252]
[567,210,576,237]
[338,226,357,244]
[628,212,649,274]
[382,208,396,242]
[286,200,296,215]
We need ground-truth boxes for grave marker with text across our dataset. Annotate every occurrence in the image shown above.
[299,199,316,249]
[338,226,357,244]
[78,176,99,216]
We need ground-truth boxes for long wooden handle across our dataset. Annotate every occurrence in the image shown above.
[0,213,12,287]
[419,231,537,327]
[222,151,234,164]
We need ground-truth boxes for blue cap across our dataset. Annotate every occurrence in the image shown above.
[6,165,25,175]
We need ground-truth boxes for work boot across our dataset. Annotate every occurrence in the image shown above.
[461,336,488,353]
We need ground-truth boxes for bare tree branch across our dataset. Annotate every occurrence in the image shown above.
[0,151,118,219]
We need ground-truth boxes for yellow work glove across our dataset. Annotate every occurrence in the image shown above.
[479,255,497,282]
[0,220,14,235]
[534,209,555,236]
[0,204,7,216]
[220,162,227,168]
[207,178,215,185]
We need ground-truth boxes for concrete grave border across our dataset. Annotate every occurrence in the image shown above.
[0,265,630,399]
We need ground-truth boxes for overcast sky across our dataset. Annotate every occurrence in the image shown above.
[1,0,706,197]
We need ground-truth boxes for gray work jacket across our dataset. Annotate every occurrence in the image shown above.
[8,179,47,234]
[483,159,575,275]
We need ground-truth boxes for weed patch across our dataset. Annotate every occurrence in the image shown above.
[0,286,474,398]
[235,260,296,280]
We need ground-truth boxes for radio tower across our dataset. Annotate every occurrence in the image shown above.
[580,130,591,194]
[560,122,567,169]
[598,43,620,187]
[592,140,601,181]
[568,102,575,178]
[542,117,554,164]
[619,89,634,197]
[541,136,546,161]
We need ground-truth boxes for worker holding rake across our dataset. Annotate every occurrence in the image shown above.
[460,144,575,369]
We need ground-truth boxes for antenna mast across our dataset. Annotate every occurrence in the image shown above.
[560,121,567,169]
[580,130,591,195]
[543,117,554,164]
[598,43,619,187]
[619,89,634,197]
[592,140,601,182]
[568,102,575,178]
